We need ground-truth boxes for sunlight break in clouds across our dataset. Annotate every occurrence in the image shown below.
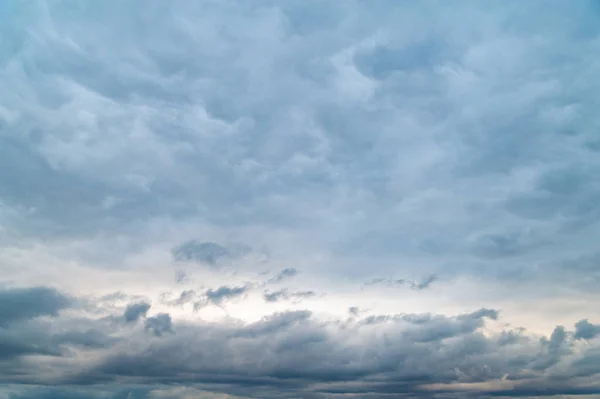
[2,0,600,398]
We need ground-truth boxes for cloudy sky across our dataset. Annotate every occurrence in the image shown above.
[1,1,600,398]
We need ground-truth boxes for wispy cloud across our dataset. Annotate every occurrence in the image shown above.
[267,268,298,284]
[365,275,438,290]
[263,289,316,303]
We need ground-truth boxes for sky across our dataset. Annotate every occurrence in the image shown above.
[1,0,600,398]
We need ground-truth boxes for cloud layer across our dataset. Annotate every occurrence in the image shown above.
[3,285,600,398]
[2,0,600,398]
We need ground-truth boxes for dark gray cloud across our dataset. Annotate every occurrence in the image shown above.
[0,320,120,363]
[361,308,499,344]
[0,287,70,326]
[144,313,173,337]
[205,285,248,302]
[52,328,118,350]
[0,312,118,364]
[123,302,151,323]
[263,290,286,303]
[530,325,570,372]
[13,307,591,398]
[574,319,600,340]
[1,292,600,398]
[0,331,62,359]
[0,288,118,377]
[193,285,250,310]
[7,387,153,399]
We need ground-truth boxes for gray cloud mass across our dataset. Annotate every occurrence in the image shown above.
[2,288,600,398]
[0,287,70,327]
[123,302,151,323]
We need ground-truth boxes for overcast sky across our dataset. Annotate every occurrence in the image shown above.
[2,1,600,398]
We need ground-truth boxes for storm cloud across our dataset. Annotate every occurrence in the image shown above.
[1,295,600,398]
[0,287,70,326]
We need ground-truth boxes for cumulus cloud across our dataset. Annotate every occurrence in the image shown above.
[0,287,70,326]
[0,288,599,397]
[144,313,173,337]
[123,302,151,323]
[0,288,116,365]
[574,319,600,341]
[2,296,599,398]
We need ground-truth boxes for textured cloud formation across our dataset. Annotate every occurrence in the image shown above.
[267,268,299,284]
[0,287,70,326]
[197,285,251,309]
[2,0,600,398]
[263,289,316,303]
[144,313,173,337]
[3,288,600,398]
[123,302,151,323]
